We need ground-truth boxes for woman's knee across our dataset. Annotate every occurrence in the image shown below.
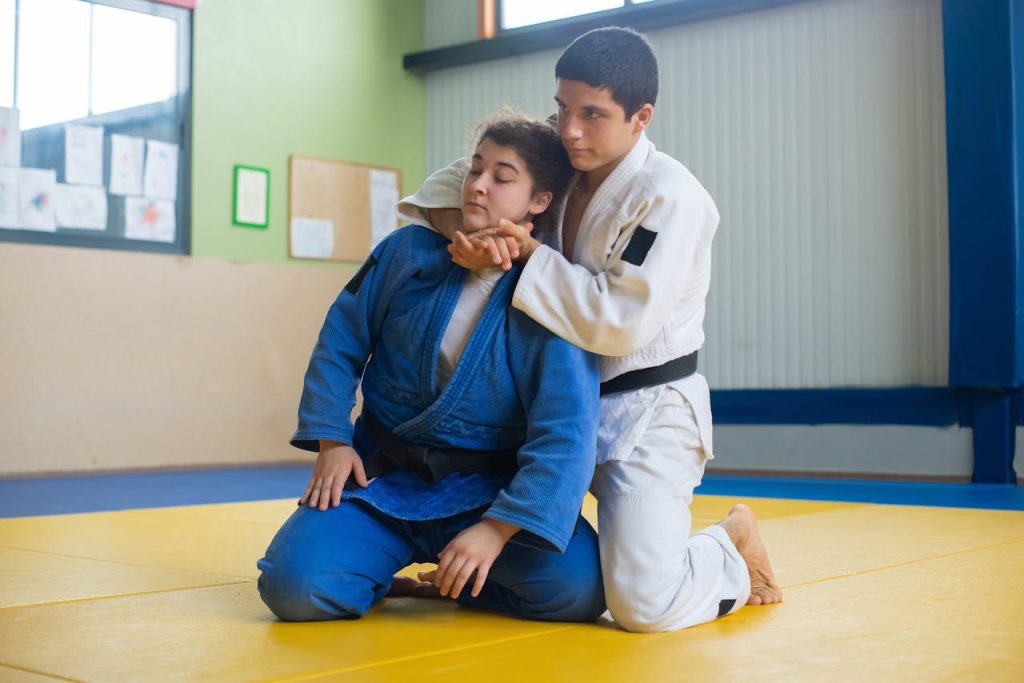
[257,559,365,622]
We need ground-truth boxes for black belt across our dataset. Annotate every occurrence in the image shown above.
[599,351,699,396]
[360,411,518,484]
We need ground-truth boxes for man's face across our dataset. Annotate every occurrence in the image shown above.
[555,79,649,176]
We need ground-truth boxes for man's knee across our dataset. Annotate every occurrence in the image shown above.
[257,559,366,622]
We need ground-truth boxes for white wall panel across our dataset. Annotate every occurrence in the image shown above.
[423,0,949,389]
[709,424,973,478]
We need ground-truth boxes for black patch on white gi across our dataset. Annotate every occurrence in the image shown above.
[621,226,657,266]
[717,598,736,618]
[344,255,377,294]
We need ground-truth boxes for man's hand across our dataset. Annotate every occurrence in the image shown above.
[494,219,541,262]
[299,440,368,511]
[448,230,517,271]
[448,220,538,272]
[433,519,520,599]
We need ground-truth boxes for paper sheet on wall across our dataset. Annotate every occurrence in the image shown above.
[235,168,268,225]
[125,196,175,242]
[369,169,399,248]
[56,184,108,229]
[143,139,178,200]
[18,168,57,232]
[0,107,21,168]
[109,134,145,196]
[0,167,18,228]
[291,217,334,259]
[65,124,104,186]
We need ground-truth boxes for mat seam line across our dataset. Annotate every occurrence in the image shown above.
[781,537,1024,589]
[0,661,84,682]
[260,625,579,682]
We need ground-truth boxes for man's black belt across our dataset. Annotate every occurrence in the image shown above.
[360,411,518,484]
[599,351,699,396]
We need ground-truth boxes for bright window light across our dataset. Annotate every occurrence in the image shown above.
[0,0,13,108]
[501,0,624,30]
[91,4,177,115]
[16,0,90,129]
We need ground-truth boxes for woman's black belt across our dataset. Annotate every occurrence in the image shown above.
[360,411,518,484]
[599,351,699,396]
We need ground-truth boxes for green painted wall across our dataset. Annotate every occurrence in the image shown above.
[191,0,425,264]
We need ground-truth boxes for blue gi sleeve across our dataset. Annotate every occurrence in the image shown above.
[483,310,600,552]
[290,233,404,452]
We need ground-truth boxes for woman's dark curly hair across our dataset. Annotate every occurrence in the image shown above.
[469,107,573,237]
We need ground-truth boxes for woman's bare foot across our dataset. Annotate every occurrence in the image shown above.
[387,575,442,599]
[719,504,783,606]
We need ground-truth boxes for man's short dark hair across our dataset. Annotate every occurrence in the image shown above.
[555,27,659,119]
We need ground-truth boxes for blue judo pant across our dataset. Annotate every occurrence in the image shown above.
[257,500,605,623]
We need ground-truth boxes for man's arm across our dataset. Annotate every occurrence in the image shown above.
[511,188,718,357]
[397,158,469,239]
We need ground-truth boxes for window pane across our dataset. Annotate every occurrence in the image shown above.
[0,0,13,107]
[16,0,90,130]
[91,4,177,116]
[501,0,623,30]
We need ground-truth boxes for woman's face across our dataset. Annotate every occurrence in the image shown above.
[461,138,552,233]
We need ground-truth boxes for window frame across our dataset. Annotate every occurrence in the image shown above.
[493,0,649,35]
[406,0,815,74]
[0,0,192,256]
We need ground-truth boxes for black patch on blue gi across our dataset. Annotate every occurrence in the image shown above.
[621,226,657,266]
[717,598,736,618]
[344,255,377,294]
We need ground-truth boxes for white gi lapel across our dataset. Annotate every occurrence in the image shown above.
[574,133,653,267]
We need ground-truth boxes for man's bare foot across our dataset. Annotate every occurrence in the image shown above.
[719,503,783,606]
[386,575,442,599]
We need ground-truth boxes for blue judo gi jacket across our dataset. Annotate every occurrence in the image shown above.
[291,226,600,553]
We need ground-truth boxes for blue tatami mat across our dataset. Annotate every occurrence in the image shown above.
[1,466,1022,518]
[0,465,310,518]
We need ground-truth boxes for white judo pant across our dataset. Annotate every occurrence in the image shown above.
[590,373,750,633]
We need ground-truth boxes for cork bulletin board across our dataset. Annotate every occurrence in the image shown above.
[288,154,401,262]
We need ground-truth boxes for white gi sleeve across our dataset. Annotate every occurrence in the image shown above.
[396,157,470,230]
[511,186,717,357]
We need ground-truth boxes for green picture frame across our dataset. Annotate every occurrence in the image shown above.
[232,164,270,229]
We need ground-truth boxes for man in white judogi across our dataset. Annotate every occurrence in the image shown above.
[399,27,783,632]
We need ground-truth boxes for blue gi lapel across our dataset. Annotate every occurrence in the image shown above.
[394,265,521,444]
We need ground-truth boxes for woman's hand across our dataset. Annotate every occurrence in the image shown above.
[433,519,520,599]
[299,440,368,511]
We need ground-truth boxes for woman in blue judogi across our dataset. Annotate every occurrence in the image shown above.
[257,111,605,623]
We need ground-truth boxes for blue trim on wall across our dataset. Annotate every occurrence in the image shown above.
[943,0,1024,388]
[710,388,960,426]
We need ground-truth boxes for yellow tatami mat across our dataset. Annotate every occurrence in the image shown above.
[1,494,1022,682]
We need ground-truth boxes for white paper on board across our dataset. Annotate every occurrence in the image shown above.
[18,168,57,232]
[110,134,145,196]
[143,139,179,200]
[369,169,399,248]
[291,217,334,259]
[125,196,176,242]
[0,167,18,229]
[65,124,104,186]
[235,168,268,225]
[0,107,21,168]
[56,184,108,229]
